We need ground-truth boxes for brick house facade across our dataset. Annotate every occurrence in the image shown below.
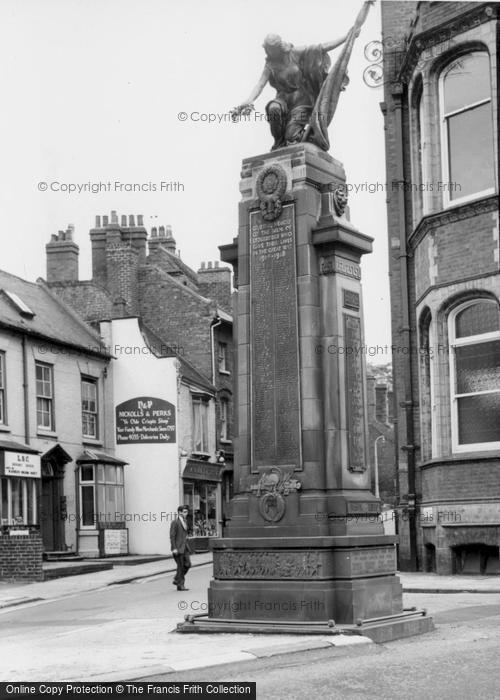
[45,214,234,532]
[0,269,114,580]
[381,1,499,574]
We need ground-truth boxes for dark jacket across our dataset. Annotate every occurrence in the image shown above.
[170,517,192,553]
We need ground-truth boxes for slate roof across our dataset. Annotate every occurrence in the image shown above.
[0,269,109,357]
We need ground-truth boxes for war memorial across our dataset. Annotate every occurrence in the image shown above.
[179,1,433,641]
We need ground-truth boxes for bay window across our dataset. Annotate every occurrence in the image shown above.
[79,463,125,527]
[449,299,500,451]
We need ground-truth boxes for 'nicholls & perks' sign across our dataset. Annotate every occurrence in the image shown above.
[115,397,176,444]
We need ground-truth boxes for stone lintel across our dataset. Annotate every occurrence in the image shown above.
[312,221,373,257]
[219,241,238,265]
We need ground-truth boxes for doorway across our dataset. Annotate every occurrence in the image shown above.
[40,445,71,552]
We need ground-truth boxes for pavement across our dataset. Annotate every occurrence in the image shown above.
[1,556,499,681]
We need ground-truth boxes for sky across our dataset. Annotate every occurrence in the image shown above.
[0,0,391,361]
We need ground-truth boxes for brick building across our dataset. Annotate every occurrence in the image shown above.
[381,2,499,573]
[45,214,234,535]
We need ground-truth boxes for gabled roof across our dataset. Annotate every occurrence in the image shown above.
[0,269,109,357]
[151,246,199,286]
[139,320,215,394]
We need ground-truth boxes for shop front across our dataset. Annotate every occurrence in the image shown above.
[182,458,222,551]
[0,440,43,581]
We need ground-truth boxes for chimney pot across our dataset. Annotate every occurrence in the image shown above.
[214,261,219,268]
[103,216,109,226]
[129,215,135,227]
[166,225,172,237]
[201,261,206,269]
[121,215,127,227]
[208,261,213,269]
[95,215,101,228]
[137,215,144,226]
[111,210,118,224]
[151,227,158,237]
[159,226,165,237]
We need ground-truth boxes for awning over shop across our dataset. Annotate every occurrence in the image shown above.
[76,449,128,466]
[183,459,223,482]
[0,440,40,454]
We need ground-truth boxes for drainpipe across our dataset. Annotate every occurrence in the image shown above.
[393,85,418,571]
[22,334,30,444]
[210,317,222,385]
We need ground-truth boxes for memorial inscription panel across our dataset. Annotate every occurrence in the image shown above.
[349,547,396,576]
[249,204,301,469]
[344,314,367,472]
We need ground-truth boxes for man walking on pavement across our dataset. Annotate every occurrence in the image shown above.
[170,505,192,591]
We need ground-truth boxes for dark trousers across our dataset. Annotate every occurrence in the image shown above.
[173,551,191,587]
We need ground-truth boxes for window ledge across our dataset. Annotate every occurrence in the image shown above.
[37,430,58,440]
[219,439,233,445]
[219,370,231,376]
[82,438,103,447]
[420,451,500,469]
[0,425,11,433]
[190,451,212,461]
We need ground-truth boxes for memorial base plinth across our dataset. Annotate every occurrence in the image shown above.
[176,610,435,644]
[175,535,432,639]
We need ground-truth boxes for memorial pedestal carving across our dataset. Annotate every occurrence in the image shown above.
[178,144,432,640]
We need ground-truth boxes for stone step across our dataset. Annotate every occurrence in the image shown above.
[43,562,114,580]
[43,551,83,562]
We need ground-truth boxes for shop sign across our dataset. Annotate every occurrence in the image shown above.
[101,529,128,556]
[115,397,176,444]
[183,460,222,482]
[1,452,41,478]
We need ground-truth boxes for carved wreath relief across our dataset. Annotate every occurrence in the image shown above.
[250,466,301,523]
[256,165,288,221]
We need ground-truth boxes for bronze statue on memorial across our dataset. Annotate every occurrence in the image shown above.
[232,1,374,152]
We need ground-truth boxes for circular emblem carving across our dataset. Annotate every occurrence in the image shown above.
[256,165,287,221]
[258,492,286,523]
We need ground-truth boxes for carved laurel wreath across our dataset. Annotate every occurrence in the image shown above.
[250,467,301,523]
[256,165,288,221]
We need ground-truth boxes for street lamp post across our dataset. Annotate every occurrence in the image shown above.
[374,435,386,500]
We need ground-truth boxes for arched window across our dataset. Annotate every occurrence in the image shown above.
[439,52,495,204]
[449,299,500,451]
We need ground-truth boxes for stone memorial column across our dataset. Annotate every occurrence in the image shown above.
[180,143,432,638]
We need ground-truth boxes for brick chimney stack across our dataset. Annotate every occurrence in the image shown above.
[46,224,79,283]
[89,212,147,288]
[197,260,232,312]
[148,224,176,255]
